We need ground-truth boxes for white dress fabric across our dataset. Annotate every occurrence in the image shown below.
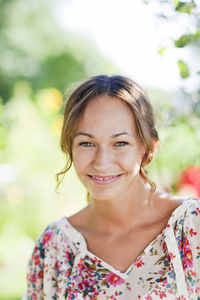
[23,198,200,299]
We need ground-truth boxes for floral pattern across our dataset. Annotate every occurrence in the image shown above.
[23,198,200,299]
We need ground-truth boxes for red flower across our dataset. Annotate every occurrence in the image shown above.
[134,257,145,268]
[189,228,197,237]
[28,272,37,283]
[169,252,176,260]
[38,269,44,279]
[55,260,61,269]
[158,290,167,298]
[182,247,193,269]
[33,254,40,265]
[183,235,189,247]
[32,293,37,300]
[42,231,53,246]
[105,272,125,287]
[178,165,200,196]
[162,241,167,251]
[77,279,89,290]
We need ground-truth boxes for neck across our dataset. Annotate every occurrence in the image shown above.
[87,178,153,236]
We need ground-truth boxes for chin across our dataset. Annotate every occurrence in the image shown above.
[89,188,122,202]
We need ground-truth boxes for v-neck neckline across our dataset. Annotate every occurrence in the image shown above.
[63,198,188,278]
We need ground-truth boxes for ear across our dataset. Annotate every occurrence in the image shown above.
[147,139,159,163]
[141,139,159,164]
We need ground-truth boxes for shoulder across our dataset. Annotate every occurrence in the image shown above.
[183,197,200,218]
[166,195,200,216]
[171,198,200,253]
[34,217,80,252]
[26,218,79,297]
[37,218,64,243]
[151,192,200,226]
[167,197,200,225]
[152,191,185,220]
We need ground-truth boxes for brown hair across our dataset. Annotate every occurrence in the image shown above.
[56,75,159,204]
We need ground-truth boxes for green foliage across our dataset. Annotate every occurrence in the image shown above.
[174,34,192,48]
[32,52,86,93]
[177,60,190,78]
[148,116,200,191]
[0,0,117,102]
[174,31,200,48]
[174,0,196,14]
[158,47,167,55]
[144,0,200,82]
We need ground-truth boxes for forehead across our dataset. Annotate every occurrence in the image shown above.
[75,95,137,135]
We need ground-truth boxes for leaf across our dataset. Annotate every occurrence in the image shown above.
[98,268,110,273]
[177,60,190,78]
[146,277,153,281]
[175,1,196,14]
[174,34,191,48]
[159,276,167,282]
[192,29,200,40]
[155,255,168,264]
[84,262,96,270]
[174,30,200,48]
[158,47,167,55]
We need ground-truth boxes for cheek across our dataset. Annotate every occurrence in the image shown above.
[116,149,142,167]
[72,148,93,173]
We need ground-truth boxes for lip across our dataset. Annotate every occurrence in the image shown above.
[87,174,123,185]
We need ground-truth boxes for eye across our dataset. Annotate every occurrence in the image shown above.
[79,142,94,147]
[115,141,128,147]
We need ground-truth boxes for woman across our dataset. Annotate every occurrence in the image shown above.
[24,75,200,299]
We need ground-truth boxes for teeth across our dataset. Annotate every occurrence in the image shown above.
[93,176,114,180]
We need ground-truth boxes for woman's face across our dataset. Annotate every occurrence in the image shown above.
[72,95,145,201]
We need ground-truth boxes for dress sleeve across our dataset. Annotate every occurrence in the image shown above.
[22,219,80,300]
[185,199,200,297]
[22,224,58,300]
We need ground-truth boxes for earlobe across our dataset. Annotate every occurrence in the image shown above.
[141,139,158,164]
[149,140,159,161]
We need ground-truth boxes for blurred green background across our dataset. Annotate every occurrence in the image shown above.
[0,0,200,299]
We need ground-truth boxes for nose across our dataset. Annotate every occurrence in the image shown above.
[92,146,113,172]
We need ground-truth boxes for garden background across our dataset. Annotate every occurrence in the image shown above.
[0,0,200,299]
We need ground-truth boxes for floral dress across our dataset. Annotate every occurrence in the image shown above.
[23,198,200,299]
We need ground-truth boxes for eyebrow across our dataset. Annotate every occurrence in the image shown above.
[74,132,132,138]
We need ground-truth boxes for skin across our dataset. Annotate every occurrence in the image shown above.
[71,95,182,237]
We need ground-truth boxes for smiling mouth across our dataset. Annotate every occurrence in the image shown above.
[88,174,123,184]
